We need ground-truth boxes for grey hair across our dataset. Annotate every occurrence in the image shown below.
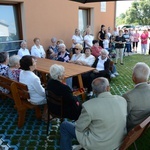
[59,43,66,48]
[51,37,57,43]
[133,62,150,81]
[101,49,109,55]
[9,55,21,67]
[20,40,27,46]
[50,64,65,80]
[92,77,109,94]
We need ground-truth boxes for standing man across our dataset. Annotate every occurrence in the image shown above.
[123,62,150,131]
[60,77,127,150]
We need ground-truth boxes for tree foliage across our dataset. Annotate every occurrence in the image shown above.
[116,0,150,25]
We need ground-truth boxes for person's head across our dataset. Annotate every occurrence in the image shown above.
[75,28,80,35]
[58,43,66,53]
[101,25,105,31]
[51,37,57,46]
[20,55,37,71]
[9,55,21,68]
[132,62,150,84]
[33,38,40,46]
[50,64,65,81]
[85,28,91,35]
[0,51,9,64]
[74,44,83,54]
[84,47,92,56]
[92,77,110,95]
[92,40,99,46]
[20,41,27,49]
[125,30,128,34]
[119,30,123,35]
[101,49,109,60]
[105,34,109,39]
[57,39,64,46]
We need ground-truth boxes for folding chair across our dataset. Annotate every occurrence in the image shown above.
[45,90,64,135]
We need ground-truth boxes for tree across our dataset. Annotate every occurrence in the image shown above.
[116,0,150,25]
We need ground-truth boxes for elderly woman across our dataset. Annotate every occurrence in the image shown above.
[8,55,21,81]
[47,64,82,121]
[19,55,46,105]
[57,43,70,62]
[69,44,83,64]
[17,41,30,58]
[77,47,95,67]
[0,52,9,77]
[31,38,45,58]
[72,29,83,48]
[84,28,94,48]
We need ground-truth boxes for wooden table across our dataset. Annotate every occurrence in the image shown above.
[36,58,94,100]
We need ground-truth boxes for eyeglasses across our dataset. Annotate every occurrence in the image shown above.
[75,48,79,50]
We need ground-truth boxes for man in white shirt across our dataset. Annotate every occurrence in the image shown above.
[17,41,30,58]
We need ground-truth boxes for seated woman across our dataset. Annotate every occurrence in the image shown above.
[8,55,21,81]
[19,55,47,105]
[0,52,9,93]
[0,52,9,77]
[47,64,82,121]
[31,37,45,58]
[69,44,83,64]
[77,47,95,67]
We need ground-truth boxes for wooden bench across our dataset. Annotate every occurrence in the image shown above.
[0,75,42,128]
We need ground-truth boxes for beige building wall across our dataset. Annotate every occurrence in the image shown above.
[1,0,116,50]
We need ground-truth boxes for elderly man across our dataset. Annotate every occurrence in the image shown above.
[60,77,127,150]
[123,62,150,131]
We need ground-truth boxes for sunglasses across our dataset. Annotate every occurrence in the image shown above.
[75,48,79,50]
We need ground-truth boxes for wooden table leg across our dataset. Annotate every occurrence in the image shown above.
[77,74,86,100]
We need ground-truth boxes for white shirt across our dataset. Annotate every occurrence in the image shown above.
[17,48,30,58]
[103,39,109,49]
[72,35,83,48]
[19,70,46,105]
[96,56,107,71]
[71,53,83,61]
[84,35,94,47]
[78,54,95,66]
[31,45,45,58]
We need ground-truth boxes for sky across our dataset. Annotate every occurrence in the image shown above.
[116,1,134,17]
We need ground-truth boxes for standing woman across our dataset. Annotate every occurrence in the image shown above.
[133,29,140,53]
[115,30,126,65]
[140,29,149,55]
[98,25,106,48]
[84,28,94,48]
[31,38,46,58]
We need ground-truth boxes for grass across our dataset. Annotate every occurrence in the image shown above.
[0,54,150,150]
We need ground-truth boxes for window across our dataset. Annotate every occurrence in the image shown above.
[78,8,90,34]
[0,3,22,54]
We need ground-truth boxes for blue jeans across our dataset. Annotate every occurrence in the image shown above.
[124,44,131,53]
[60,121,76,150]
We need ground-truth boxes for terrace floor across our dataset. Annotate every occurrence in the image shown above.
[0,54,150,150]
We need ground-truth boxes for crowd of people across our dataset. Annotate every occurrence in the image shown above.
[0,24,150,150]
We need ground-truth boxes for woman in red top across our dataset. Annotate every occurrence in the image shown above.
[140,29,149,55]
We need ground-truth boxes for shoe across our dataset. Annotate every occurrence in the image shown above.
[120,63,124,65]
[87,91,93,96]
[72,145,83,150]
[114,72,119,76]
[110,74,116,78]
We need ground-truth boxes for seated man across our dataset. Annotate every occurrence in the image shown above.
[123,62,150,131]
[60,77,127,150]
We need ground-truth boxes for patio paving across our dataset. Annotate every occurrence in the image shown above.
[0,54,150,150]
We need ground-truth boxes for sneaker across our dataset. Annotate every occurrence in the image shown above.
[110,74,116,78]
[72,145,83,150]
[87,91,93,96]
[114,72,119,76]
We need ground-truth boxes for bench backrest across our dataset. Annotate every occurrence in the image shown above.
[11,81,30,108]
[0,75,14,99]
[119,116,150,150]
